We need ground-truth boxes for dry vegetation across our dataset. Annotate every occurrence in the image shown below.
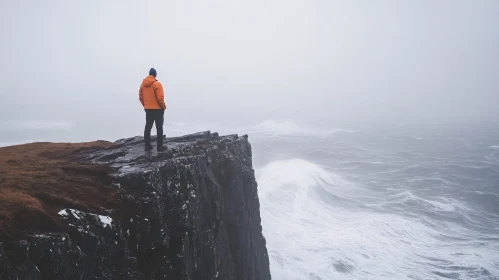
[0,141,119,241]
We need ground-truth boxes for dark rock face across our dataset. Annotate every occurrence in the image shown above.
[0,132,271,280]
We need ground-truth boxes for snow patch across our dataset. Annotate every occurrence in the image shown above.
[60,208,113,229]
[71,210,82,220]
[58,209,68,216]
[99,215,113,228]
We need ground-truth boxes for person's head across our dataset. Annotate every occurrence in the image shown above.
[149,68,157,77]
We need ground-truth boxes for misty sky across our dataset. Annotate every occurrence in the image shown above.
[1,0,498,133]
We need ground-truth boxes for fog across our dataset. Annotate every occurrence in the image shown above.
[1,0,498,140]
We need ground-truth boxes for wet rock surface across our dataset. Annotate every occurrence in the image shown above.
[0,132,271,280]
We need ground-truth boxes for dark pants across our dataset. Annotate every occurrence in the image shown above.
[144,109,164,147]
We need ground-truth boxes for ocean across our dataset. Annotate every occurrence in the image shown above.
[249,120,499,280]
[1,119,498,279]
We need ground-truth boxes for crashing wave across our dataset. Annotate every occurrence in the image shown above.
[256,158,498,279]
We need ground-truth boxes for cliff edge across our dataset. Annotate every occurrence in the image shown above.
[0,132,271,280]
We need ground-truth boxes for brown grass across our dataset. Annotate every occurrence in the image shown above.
[0,141,119,241]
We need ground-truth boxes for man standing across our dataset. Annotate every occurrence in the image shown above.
[139,68,167,151]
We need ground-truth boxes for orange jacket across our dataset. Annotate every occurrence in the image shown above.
[139,75,166,110]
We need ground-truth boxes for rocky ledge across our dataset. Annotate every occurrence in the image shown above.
[0,132,271,280]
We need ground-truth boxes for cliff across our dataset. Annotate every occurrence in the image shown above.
[0,132,271,280]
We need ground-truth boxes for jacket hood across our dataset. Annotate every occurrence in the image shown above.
[141,75,157,87]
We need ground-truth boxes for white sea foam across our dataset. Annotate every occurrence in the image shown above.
[248,119,352,137]
[253,119,303,135]
[257,158,499,279]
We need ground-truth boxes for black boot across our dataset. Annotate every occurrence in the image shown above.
[157,133,166,152]
[144,133,153,151]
